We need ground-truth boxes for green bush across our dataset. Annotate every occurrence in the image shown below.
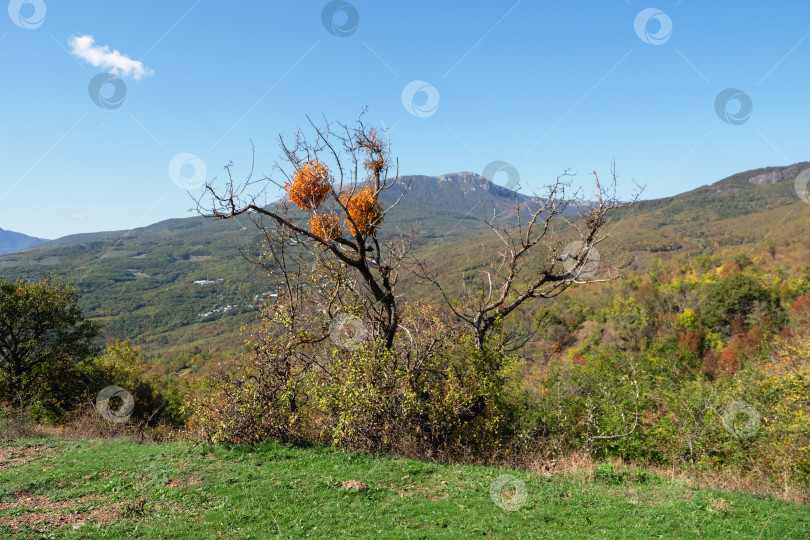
[595,462,628,484]
[185,301,526,459]
[700,273,779,330]
[82,340,182,426]
[0,275,102,418]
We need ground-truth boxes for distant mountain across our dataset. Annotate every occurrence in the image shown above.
[371,172,582,239]
[382,172,533,214]
[0,228,47,255]
[606,161,810,256]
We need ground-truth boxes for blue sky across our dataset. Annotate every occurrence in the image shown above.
[1,0,809,239]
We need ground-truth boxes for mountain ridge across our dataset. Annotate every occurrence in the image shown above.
[1,163,809,354]
[0,227,48,255]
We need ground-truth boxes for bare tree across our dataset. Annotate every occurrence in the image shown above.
[196,113,414,349]
[191,116,638,448]
[415,168,633,350]
[200,117,631,355]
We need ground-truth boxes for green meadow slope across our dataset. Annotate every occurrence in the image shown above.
[1,439,808,539]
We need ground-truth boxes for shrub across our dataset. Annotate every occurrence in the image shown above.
[790,295,810,323]
[755,335,810,484]
[183,356,293,444]
[595,462,628,484]
[0,404,37,441]
[81,340,180,426]
[700,274,778,331]
[184,300,524,459]
[0,275,101,415]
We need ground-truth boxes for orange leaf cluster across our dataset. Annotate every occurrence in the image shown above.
[791,295,810,322]
[364,155,386,173]
[308,212,342,242]
[286,160,331,210]
[340,187,383,237]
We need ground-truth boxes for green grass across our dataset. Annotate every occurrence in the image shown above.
[1,439,808,538]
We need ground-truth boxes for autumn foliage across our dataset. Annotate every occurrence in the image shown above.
[340,186,383,237]
[286,160,331,210]
[308,212,342,241]
[282,159,383,240]
[790,295,810,322]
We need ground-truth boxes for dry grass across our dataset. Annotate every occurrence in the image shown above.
[0,445,54,471]
[2,405,183,449]
[522,450,809,505]
[0,492,121,534]
[707,495,735,515]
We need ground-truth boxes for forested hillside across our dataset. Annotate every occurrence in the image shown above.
[1,164,808,357]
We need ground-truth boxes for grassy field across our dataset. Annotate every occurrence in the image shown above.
[1,439,809,538]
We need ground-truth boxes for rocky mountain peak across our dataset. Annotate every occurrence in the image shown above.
[747,163,805,185]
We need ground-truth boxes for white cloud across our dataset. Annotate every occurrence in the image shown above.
[68,214,87,220]
[68,35,154,80]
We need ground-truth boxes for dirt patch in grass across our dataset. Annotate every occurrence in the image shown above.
[0,492,120,534]
[707,496,735,516]
[166,473,203,489]
[0,445,54,471]
[341,480,369,491]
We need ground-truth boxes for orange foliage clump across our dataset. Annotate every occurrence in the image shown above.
[285,160,331,210]
[702,350,720,379]
[365,155,386,173]
[340,187,383,237]
[791,295,810,322]
[308,212,342,242]
[717,345,739,375]
[678,331,703,355]
[704,324,768,379]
